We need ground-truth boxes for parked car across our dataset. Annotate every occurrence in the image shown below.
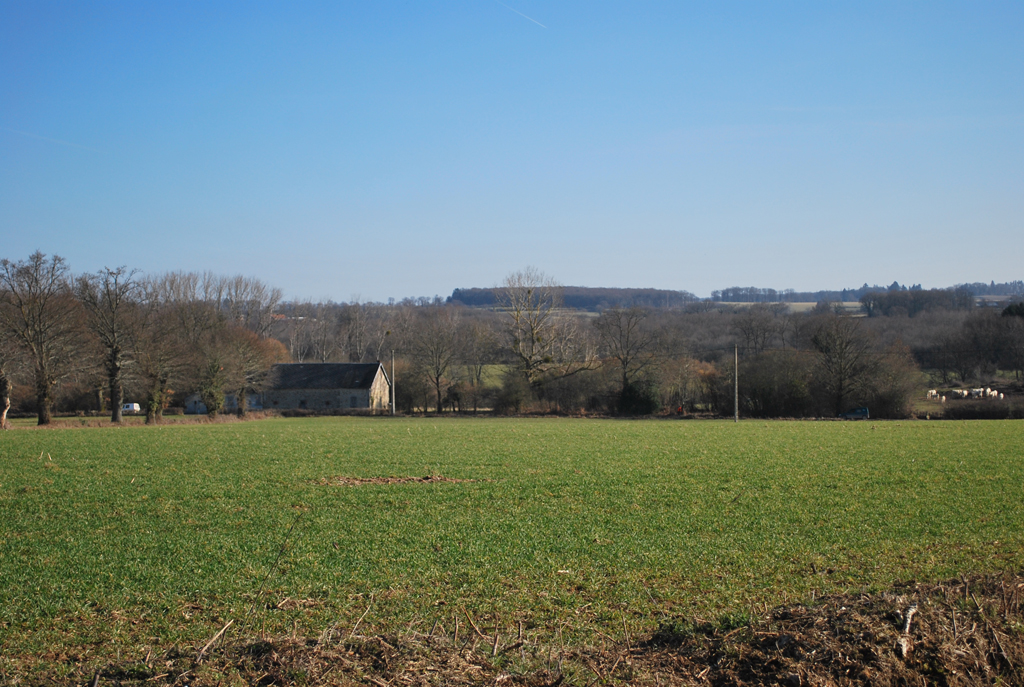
[121,403,141,413]
[839,407,869,420]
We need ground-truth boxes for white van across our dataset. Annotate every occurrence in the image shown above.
[122,403,141,413]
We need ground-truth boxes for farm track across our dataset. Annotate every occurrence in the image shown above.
[11,573,1022,686]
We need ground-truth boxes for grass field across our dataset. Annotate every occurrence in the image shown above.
[781,301,863,313]
[4,414,193,429]
[1,417,1023,680]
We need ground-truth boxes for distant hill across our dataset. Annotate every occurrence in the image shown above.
[712,281,1022,303]
[712,284,914,303]
[956,281,1024,297]
[448,286,699,311]
[449,280,1023,310]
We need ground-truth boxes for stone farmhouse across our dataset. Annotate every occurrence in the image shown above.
[183,392,259,414]
[263,363,391,412]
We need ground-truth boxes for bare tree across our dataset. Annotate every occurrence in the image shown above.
[811,314,873,416]
[283,303,313,362]
[777,312,800,350]
[594,307,659,393]
[498,267,596,388]
[934,326,981,384]
[461,318,500,412]
[410,306,462,413]
[135,275,194,423]
[222,275,283,337]
[0,329,22,428]
[76,267,140,422]
[0,252,84,424]
[154,271,226,345]
[499,267,559,386]
[0,375,10,428]
[865,341,922,419]
[223,327,289,415]
[197,350,228,418]
[733,304,778,355]
[367,303,411,362]
[309,302,340,362]
[340,302,368,362]
[272,300,321,362]
[194,324,243,419]
[1003,311,1024,381]
[661,355,723,413]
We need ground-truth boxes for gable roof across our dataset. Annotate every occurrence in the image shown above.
[266,363,385,391]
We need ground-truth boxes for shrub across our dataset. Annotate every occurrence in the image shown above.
[494,372,533,415]
[739,350,815,418]
[865,343,924,419]
[618,380,661,415]
[941,400,1024,420]
[541,369,604,413]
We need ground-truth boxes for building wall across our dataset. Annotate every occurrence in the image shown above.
[369,370,390,410]
[185,393,261,414]
[263,368,391,412]
[265,388,370,411]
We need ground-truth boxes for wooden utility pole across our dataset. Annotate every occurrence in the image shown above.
[391,349,396,416]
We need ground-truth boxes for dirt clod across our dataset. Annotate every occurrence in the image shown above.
[314,475,481,486]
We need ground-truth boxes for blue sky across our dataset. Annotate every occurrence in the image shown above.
[2,1,1022,301]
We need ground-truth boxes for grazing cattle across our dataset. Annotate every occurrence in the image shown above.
[941,396,947,403]
[970,388,985,398]
[1000,393,1005,400]
[927,390,939,400]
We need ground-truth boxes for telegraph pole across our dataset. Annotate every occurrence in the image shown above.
[734,344,739,423]
[391,349,396,416]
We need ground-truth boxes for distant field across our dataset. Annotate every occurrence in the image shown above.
[702,301,862,312]
[782,301,863,313]
[476,363,508,387]
[1,417,1023,678]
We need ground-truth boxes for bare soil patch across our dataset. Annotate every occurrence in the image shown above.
[313,475,483,486]
[15,573,1022,686]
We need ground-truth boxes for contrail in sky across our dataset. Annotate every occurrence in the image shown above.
[492,0,547,28]
[2,126,106,154]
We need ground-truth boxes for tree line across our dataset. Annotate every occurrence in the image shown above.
[278,271,1023,418]
[711,280,1023,304]
[0,252,287,426]
[2,253,1023,426]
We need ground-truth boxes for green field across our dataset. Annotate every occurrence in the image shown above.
[1,417,1023,678]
